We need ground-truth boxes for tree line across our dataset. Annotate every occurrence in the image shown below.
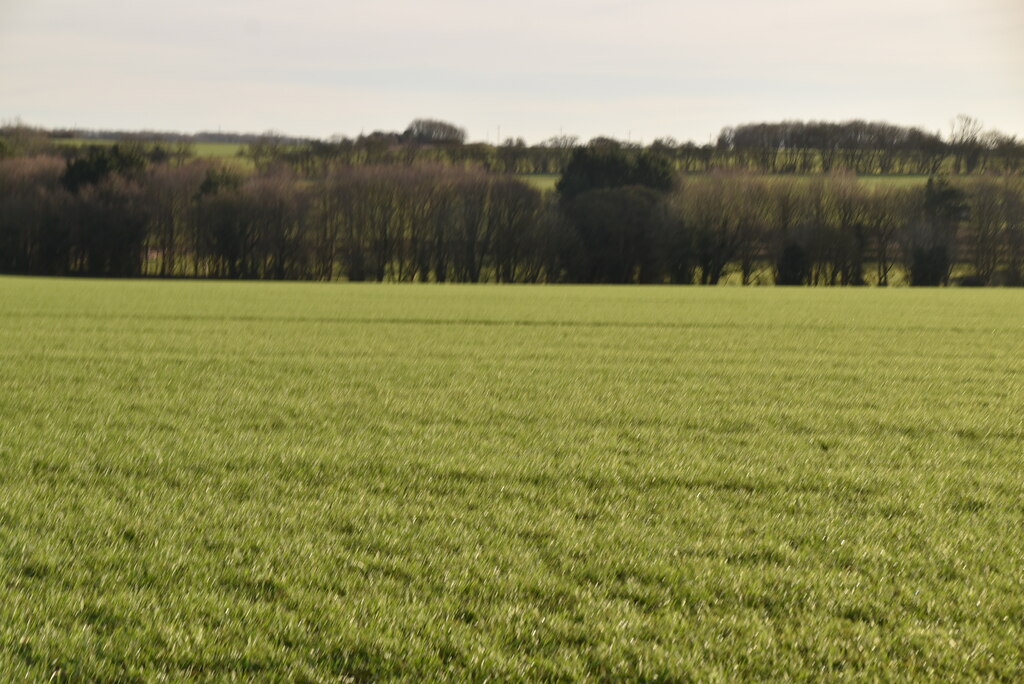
[715,115,1022,176]
[2,142,1023,285]
[0,148,555,282]
[3,115,1023,177]
[226,116,1024,177]
[553,147,1024,286]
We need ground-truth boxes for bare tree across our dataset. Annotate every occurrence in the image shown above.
[678,173,744,284]
[1003,176,1024,285]
[863,186,914,286]
[950,115,984,175]
[964,175,1004,285]
[146,161,208,276]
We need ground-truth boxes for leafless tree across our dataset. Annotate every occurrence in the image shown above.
[950,115,984,175]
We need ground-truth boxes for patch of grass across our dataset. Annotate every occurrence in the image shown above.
[1,278,1022,679]
[53,138,246,158]
[517,173,559,192]
[856,174,931,188]
[52,137,118,149]
[191,141,246,158]
[522,173,930,194]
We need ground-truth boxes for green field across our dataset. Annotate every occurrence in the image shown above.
[519,173,560,192]
[518,173,930,193]
[192,141,247,158]
[854,174,931,188]
[53,138,255,171]
[1,278,1022,679]
[54,138,247,158]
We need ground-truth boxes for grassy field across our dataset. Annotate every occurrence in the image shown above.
[53,138,247,159]
[1,278,1022,680]
[855,174,931,188]
[192,142,247,158]
[519,173,560,192]
[519,173,932,193]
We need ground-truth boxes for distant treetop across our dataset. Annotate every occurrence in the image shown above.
[403,119,467,145]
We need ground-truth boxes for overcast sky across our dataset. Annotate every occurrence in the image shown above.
[1,0,1021,143]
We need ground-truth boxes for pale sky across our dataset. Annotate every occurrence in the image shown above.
[1,0,1021,144]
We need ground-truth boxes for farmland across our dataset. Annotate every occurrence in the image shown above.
[520,173,560,192]
[53,138,247,159]
[1,278,1023,679]
[518,173,934,193]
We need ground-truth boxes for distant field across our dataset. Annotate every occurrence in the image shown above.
[53,138,246,159]
[52,138,118,149]
[679,173,932,189]
[520,173,931,192]
[518,173,559,192]
[1,279,1023,679]
[854,174,931,188]
[191,141,246,158]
